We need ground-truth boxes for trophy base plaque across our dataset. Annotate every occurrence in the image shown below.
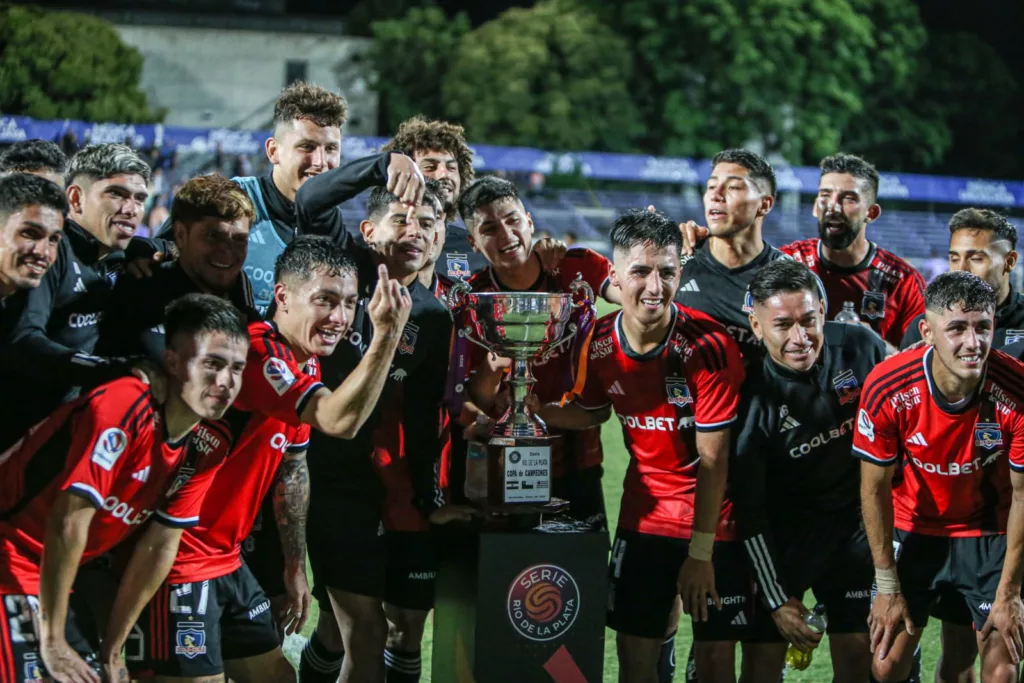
[486,434,561,507]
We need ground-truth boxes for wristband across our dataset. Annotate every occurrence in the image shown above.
[875,566,900,595]
[688,531,715,562]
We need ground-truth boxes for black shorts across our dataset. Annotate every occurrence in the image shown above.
[552,465,607,531]
[747,514,873,641]
[384,531,437,611]
[894,529,1006,631]
[930,588,975,626]
[241,492,286,599]
[0,593,98,683]
[308,497,387,603]
[606,529,753,641]
[129,563,279,678]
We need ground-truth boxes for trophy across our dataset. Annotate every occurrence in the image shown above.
[446,277,595,511]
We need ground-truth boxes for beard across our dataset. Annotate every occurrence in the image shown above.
[818,215,862,250]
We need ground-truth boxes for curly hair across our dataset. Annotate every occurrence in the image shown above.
[381,116,475,188]
[273,82,348,130]
[171,174,256,227]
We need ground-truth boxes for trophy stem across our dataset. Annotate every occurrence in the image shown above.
[493,355,546,438]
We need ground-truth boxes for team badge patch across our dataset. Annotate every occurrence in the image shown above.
[447,253,470,279]
[398,322,419,355]
[166,467,195,497]
[91,427,128,471]
[263,357,296,396]
[857,409,875,442]
[666,378,693,407]
[975,422,1004,450]
[861,291,886,320]
[742,288,754,314]
[832,369,861,405]
[175,622,207,659]
[1005,329,1024,345]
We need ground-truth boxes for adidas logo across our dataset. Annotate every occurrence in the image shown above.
[779,405,800,431]
[906,432,928,447]
[679,279,700,293]
[249,231,266,245]
[73,278,87,293]
[607,381,625,396]
[132,466,150,483]
[730,612,747,626]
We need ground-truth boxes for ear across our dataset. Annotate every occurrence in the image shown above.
[163,347,180,380]
[866,203,882,224]
[359,219,375,243]
[172,220,188,245]
[757,194,775,218]
[817,294,826,318]
[919,316,933,345]
[266,136,280,165]
[66,184,85,216]
[609,264,620,291]
[466,227,480,253]
[749,310,764,341]
[1006,250,1019,274]
[273,282,288,313]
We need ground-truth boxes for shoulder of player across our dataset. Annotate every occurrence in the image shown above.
[247,320,298,363]
[778,238,817,258]
[822,321,886,357]
[874,247,925,281]
[860,347,927,412]
[673,306,737,366]
[86,377,159,439]
[986,351,1024,401]
[466,269,492,292]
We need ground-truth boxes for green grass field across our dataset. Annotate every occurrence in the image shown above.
[286,301,957,681]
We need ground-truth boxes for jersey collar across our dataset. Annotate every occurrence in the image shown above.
[763,341,832,384]
[922,346,982,415]
[997,291,1024,327]
[697,239,777,276]
[65,219,118,265]
[614,306,677,362]
[486,262,547,293]
[815,239,878,274]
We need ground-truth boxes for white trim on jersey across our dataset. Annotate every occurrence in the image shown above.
[154,510,199,528]
[853,445,896,466]
[67,482,104,509]
[695,415,737,430]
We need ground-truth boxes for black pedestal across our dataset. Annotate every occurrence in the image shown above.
[432,523,607,682]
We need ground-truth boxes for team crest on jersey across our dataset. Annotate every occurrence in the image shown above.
[91,427,128,471]
[1005,330,1024,345]
[23,654,43,681]
[742,288,754,314]
[175,622,207,659]
[447,253,470,279]
[832,369,861,405]
[166,466,195,498]
[666,378,693,407]
[861,291,886,320]
[975,422,1004,450]
[263,357,296,396]
[398,322,419,355]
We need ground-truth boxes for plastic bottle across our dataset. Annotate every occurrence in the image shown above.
[464,414,490,501]
[834,301,861,324]
[784,604,828,671]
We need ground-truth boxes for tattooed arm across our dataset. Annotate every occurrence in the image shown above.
[273,449,312,636]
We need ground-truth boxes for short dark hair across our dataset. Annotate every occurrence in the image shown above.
[365,185,444,223]
[0,140,67,176]
[819,153,880,201]
[711,149,777,198]
[749,259,821,306]
[273,82,348,131]
[164,293,249,351]
[274,235,357,285]
[948,208,1018,248]
[424,179,454,221]
[609,209,682,255]
[0,172,68,220]
[66,143,151,187]
[458,176,522,225]
[925,271,997,315]
[380,116,475,189]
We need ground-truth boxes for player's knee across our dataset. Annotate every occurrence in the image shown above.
[615,632,661,681]
[870,655,913,683]
[314,607,345,652]
[385,607,428,650]
[827,634,871,681]
[693,641,735,683]
[980,662,1016,683]
[938,622,978,676]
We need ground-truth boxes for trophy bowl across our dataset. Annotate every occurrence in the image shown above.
[470,291,574,355]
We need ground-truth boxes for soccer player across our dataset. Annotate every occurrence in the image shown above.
[0,173,66,313]
[130,235,412,683]
[729,259,885,682]
[782,154,924,351]
[0,294,248,683]
[0,139,68,188]
[0,143,151,452]
[900,208,1023,683]
[855,271,1024,683]
[381,115,488,279]
[529,209,747,683]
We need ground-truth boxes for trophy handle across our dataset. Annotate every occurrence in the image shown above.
[569,274,596,308]
[445,279,473,322]
[538,322,578,362]
[458,326,498,356]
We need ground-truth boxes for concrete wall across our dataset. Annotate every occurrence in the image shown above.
[114,24,378,135]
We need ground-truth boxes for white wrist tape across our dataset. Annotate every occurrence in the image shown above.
[875,567,901,595]
[688,531,715,562]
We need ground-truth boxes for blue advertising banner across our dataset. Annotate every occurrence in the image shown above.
[3,115,1022,207]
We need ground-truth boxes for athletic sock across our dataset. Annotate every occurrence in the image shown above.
[907,643,922,683]
[384,646,422,683]
[684,643,699,682]
[657,631,677,683]
[299,632,345,683]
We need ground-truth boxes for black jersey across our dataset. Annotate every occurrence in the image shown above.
[433,224,487,280]
[0,220,128,451]
[95,262,258,363]
[674,240,791,362]
[902,290,1024,351]
[730,322,886,609]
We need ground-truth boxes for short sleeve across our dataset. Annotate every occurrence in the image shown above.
[236,328,325,426]
[289,424,311,453]
[852,373,901,466]
[692,331,744,431]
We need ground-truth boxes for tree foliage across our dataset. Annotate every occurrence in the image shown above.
[368,6,470,133]
[0,5,163,123]
[442,0,643,153]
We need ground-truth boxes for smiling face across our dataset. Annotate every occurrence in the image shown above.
[467,197,534,270]
[921,304,994,384]
[948,228,1017,303]
[361,201,440,280]
[166,330,249,420]
[273,266,359,360]
[414,148,460,204]
[611,241,681,328]
[267,118,342,200]
[174,216,251,295]
[68,173,149,252]
[750,289,825,372]
[814,172,879,251]
[0,204,63,296]
[703,162,772,238]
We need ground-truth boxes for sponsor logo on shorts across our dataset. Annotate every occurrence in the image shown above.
[175,622,207,659]
[408,572,436,580]
[91,428,127,471]
[507,564,580,642]
[979,602,993,612]
[709,594,746,606]
[263,357,296,396]
[730,612,748,626]
[249,600,271,621]
[845,590,870,599]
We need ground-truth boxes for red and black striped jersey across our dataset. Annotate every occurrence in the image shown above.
[782,238,925,348]
[169,321,318,583]
[573,304,744,539]
[0,377,226,593]
[853,346,1024,536]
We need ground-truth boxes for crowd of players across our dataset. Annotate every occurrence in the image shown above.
[0,79,1023,683]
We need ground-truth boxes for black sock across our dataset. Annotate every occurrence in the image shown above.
[684,643,698,682]
[299,632,345,683]
[907,643,922,683]
[384,647,421,683]
[658,632,677,683]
